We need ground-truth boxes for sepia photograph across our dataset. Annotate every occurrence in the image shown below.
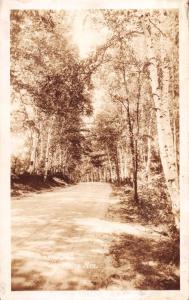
[9,8,182,292]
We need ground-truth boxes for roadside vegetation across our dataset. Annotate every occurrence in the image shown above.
[11,10,179,290]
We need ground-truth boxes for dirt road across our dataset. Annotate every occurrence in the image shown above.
[12,182,179,290]
[12,182,116,290]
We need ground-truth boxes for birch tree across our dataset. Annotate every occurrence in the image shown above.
[11,10,93,182]
[140,11,179,227]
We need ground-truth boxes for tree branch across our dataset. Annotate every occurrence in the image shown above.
[149,19,166,36]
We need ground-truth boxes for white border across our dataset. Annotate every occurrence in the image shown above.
[4,0,180,10]
[0,0,188,300]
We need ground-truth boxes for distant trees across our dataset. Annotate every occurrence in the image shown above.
[93,108,124,184]
[83,10,152,202]
[80,9,179,227]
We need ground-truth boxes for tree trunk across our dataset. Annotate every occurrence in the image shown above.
[99,168,102,182]
[127,104,137,201]
[59,149,62,172]
[118,145,125,181]
[134,140,138,202]
[38,121,44,169]
[115,147,120,184]
[28,127,39,174]
[115,148,121,184]
[159,56,179,227]
[145,116,152,183]
[123,151,128,178]
[142,16,179,228]
[106,146,113,182]
[173,119,179,176]
[44,116,55,181]
[120,53,139,202]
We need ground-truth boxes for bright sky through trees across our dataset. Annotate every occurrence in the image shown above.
[71,11,110,122]
[71,10,109,59]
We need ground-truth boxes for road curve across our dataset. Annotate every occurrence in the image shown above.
[12,182,113,290]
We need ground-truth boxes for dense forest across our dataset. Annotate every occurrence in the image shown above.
[11,9,179,234]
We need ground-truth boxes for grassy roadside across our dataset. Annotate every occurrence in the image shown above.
[105,185,180,290]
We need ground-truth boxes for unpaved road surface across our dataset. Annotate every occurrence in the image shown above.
[12,182,179,290]
[12,182,115,290]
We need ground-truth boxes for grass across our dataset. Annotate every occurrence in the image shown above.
[106,184,180,290]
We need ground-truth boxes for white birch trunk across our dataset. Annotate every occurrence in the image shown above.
[123,151,128,179]
[44,116,55,181]
[38,121,43,162]
[99,168,102,182]
[145,117,152,183]
[106,146,113,182]
[59,149,62,172]
[142,17,179,228]
[118,146,124,180]
[28,127,39,174]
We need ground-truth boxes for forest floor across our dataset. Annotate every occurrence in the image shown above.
[11,173,70,198]
[11,182,179,290]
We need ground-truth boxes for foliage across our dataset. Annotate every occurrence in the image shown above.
[11,10,93,181]
[11,9,179,229]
